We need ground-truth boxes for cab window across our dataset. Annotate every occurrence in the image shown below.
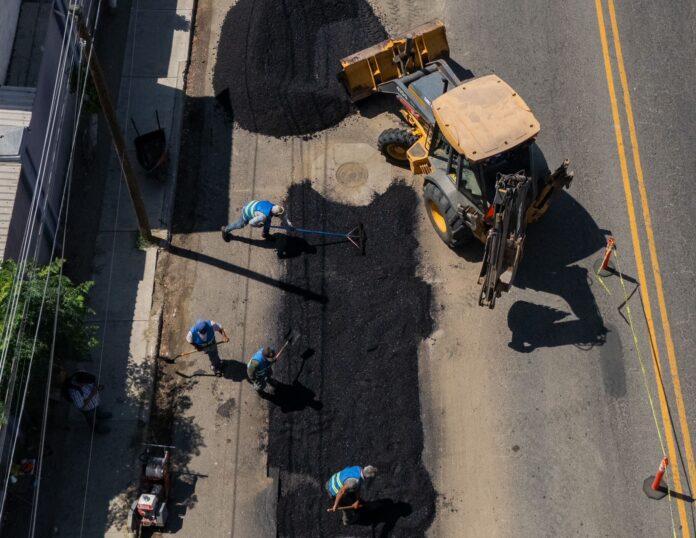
[446,152,481,199]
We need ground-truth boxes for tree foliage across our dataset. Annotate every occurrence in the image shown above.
[0,259,97,415]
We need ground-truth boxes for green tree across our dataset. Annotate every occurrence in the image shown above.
[0,259,97,421]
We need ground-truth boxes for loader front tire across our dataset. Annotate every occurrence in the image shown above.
[378,128,418,166]
[423,182,473,248]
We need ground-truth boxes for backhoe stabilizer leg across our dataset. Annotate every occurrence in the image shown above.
[527,159,574,221]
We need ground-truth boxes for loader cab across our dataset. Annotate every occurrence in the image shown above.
[430,132,486,208]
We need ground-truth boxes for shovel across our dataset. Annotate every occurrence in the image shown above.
[273,328,300,362]
[159,338,230,364]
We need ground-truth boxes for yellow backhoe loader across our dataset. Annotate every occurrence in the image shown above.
[339,20,573,308]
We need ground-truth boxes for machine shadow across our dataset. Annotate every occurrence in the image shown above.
[509,190,608,352]
[166,473,205,533]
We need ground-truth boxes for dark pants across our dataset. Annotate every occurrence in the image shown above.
[251,367,274,392]
[204,346,223,375]
[224,215,247,234]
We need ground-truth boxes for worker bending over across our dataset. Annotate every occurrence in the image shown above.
[186,319,229,375]
[247,346,277,392]
[222,200,292,241]
[326,465,378,526]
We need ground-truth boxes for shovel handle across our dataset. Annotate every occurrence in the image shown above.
[174,338,229,360]
[274,337,292,361]
[334,504,360,511]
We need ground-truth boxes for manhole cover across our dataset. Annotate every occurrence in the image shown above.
[335,162,368,187]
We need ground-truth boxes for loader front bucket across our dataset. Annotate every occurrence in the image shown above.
[339,19,449,102]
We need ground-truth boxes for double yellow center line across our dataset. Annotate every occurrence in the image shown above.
[594,0,695,535]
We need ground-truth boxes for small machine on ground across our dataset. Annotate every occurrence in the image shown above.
[340,20,573,308]
[128,444,173,536]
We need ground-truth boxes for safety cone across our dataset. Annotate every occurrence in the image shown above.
[593,237,616,277]
[643,457,669,500]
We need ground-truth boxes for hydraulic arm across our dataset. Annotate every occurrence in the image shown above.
[478,173,531,308]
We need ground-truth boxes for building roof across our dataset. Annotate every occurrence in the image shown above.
[0,86,35,159]
[432,75,540,163]
[0,86,35,259]
[0,163,20,259]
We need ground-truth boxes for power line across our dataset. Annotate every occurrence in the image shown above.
[0,8,80,386]
[29,11,97,535]
[0,0,98,526]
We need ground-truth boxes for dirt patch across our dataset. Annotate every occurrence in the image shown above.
[212,0,386,137]
[217,398,236,418]
[269,181,436,537]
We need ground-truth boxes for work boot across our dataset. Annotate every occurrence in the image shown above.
[221,226,232,243]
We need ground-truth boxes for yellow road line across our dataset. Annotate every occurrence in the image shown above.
[607,0,696,492]
[593,1,690,534]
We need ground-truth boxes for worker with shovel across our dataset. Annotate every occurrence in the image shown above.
[221,200,292,241]
[326,465,378,526]
[246,346,277,393]
[186,319,229,375]
[246,329,298,392]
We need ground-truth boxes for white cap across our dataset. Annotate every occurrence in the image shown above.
[271,205,285,216]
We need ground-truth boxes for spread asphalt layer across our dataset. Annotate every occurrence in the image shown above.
[267,181,436,537]
[212,0,387,137]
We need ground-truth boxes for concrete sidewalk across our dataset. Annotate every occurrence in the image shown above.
[38,1,192,535]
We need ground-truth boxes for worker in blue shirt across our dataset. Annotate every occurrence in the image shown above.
[326,465,378,525]
[221,200,292,241]
[186,319,229,375]
[246,346,277,392]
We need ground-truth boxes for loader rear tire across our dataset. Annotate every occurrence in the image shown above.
[423,182,473,248]
[378,128,418,166]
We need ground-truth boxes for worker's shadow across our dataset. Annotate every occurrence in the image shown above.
[260,348,322,412]
[356,499,413,538]
[509,189,608,352]
[259,380,323,412]
[230,233,317,259]
[220,359,248,381]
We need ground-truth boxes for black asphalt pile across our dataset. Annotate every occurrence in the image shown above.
[268,181,436,537]
[212,0,386,137]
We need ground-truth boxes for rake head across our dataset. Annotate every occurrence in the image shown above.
[346,223,367,255]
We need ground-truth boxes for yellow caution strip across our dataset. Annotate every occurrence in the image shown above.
[594,1,690,535]
[606,0,696,494]
[597,252,677,538]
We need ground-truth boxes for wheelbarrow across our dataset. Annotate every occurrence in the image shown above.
[131,111,167,175]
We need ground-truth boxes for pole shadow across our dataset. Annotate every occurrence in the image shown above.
[229,234,318,259]
[166,243,328,304]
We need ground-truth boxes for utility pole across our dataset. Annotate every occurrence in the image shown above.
[71,6,152,241]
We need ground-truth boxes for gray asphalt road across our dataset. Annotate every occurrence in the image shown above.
[419,0,696,535]
[156,0,696,536]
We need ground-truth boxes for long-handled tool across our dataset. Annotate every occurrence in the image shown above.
[273,328,300,362]
[327,503,362,512]
[269,223,366,255]
[159,338,230,364]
